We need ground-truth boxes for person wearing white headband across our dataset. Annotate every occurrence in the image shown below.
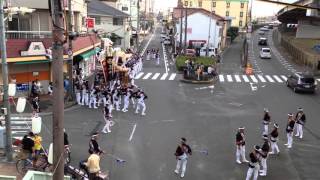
[269,123,280,155]
[236,127,249,164]
[262,108,271,135]
[295,108,306,139]
[285,113,295,149]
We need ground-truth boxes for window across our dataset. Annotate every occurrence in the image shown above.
[122,6,129,11]
[226,2,230,8]
[184,1,188,7]
[94,16,101,25]
[240,12,243,17]
[241,2,244,8]
[212,1,216,7]
[198,1,202,7]
[190,1,192,7]
[239,20,243,27]
[226,11,229,16]
[113,18,123,25]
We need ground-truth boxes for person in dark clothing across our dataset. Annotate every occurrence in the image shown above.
[259,135,270,176]
[262,108,271,135]
[64,129,69,146]
[285,113,295,149]
[174,137,192,178]
[88,132,104,155]
[21,132,35,160]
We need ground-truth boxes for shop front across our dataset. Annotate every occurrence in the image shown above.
[74,47,100,79]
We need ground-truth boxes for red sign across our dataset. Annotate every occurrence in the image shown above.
[86,18,95,28]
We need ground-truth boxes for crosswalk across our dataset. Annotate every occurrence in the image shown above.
[0,116,32,140]
[219,74,288,83]
[134,72,320,84]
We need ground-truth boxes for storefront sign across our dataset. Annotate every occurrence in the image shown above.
[21,42,47,56]
[86,18,95,28]
[16,84,29,91]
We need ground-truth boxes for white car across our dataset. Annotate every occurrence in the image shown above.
[260,48,271,59]
[258,30,265,35]
[260,27,269,31]
[163,38,171,45]
[161,32,167,39]
[199,47,216,57]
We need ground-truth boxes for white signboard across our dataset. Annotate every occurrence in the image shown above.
[21,42,46,56]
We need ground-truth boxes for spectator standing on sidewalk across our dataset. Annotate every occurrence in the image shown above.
[295,108,306,139]
[84,151,101,180]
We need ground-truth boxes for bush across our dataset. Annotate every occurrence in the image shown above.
[176,56,216,72]
[227,26,239,42]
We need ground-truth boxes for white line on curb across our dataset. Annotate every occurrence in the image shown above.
[129,123,137,142]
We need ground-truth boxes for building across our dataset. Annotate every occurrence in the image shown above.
[173,8,226,52]
[0,0,101,94]
[88,0,131,49]
[182,0,249,29]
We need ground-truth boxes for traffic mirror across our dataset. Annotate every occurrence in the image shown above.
[32,116,42,134]
[8,84,16,96]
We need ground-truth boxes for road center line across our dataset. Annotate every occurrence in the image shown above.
[129,123,137,142]
[162,43,169,73]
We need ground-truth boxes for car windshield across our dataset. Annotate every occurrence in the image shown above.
[262,49,270,53]
[301,78,315,84]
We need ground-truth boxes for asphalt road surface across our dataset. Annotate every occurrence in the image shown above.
[37,25,320,180]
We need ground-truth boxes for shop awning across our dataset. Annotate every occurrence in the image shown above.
[14,60,50,65]
[77,47,100,60]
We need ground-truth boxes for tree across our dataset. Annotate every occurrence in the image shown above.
[227,26,239,42]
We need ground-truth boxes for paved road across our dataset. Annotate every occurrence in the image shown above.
[37,26,320,180]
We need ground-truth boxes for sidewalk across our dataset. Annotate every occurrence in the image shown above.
[0,154,22,180]
[0,94,77,116]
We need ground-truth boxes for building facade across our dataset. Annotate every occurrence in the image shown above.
[88,0,131,49]
[173,8,225,51]
[182,0,249,29]
[0,0,100,95]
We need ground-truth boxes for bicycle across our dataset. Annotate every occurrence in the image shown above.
[16,152,52,175]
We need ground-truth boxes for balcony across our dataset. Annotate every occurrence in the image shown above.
[6,31,52,39]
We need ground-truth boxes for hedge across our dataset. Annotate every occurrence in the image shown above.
[176,56,216,72]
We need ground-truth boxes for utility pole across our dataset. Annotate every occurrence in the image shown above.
[67,0,74,101]
[206,0,213,57]
[50,0,65,179]
[184,7,188,55]
[0,0,13,162]
[137,0,140,48]
[179,1,183,54]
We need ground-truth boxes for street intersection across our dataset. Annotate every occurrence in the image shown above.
[34,25,320,180]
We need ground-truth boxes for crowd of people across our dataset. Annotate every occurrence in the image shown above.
[146,49,161,65]
[236,108,306,180]
[184,59,218,81]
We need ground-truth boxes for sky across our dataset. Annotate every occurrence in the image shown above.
[154,0,297,17]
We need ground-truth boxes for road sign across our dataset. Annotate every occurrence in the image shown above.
[86,18,95,28]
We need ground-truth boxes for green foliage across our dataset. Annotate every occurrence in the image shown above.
[227,26,239,42]
[176,56,216,71]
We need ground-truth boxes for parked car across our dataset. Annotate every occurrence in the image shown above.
[258,30,265,35]
[260,26,269,31]
[259,48,271,59]
[185,49,196,57]
[163,38,171,45]
[199,47,216,57]
[267,25,274,29]
[286,73,317,93]
[258,37,267,46]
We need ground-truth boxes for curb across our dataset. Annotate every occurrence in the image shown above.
[12,102,79,117]
[180,77,217,84]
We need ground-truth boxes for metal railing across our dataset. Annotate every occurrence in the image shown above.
[5,31,52,39]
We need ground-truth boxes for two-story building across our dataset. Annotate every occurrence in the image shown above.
[173,8,226,52]
[0,0,101,94]
[88,0,130,49]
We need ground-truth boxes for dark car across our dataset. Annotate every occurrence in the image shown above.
[286,73,317,93]
[258,38,267,46]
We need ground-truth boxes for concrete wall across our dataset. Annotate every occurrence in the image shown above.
[176,12,222,49]
[296,19,320,39]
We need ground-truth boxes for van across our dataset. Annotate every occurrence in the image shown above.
[200,47,216,57]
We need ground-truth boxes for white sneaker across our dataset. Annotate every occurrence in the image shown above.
[259,173,266,176]
[174,170,179,174]
[295,134,299,137]
[101,130,108,134]
[287,146,292,149]
[94,107,98,109]
[236,160,242,164]
[180,173,185,178]
[284,143,288,146]
[242,159,249,163]
[299,136,303,139]
[135,111,139,114]
[269,152,274,155]
[141,113,146,116]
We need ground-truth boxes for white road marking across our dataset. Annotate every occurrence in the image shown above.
[160,73,168,80]
[265,75,275,83]
[142,73,153,80]
[257,75,266,83]
[273,75,283,83]
[316,78,320,82]
[234,75,241,82]
[135,72,144,79]
[227,75,233,82]
[168,73,176,80]
[281,75,288,81]
[140,33,154,56]
[250,75,258,83]
[250,83,258,91]
[242,75,250,82]
[129,123,137,142]
[219,75,225,82]
[151,73,160,80]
